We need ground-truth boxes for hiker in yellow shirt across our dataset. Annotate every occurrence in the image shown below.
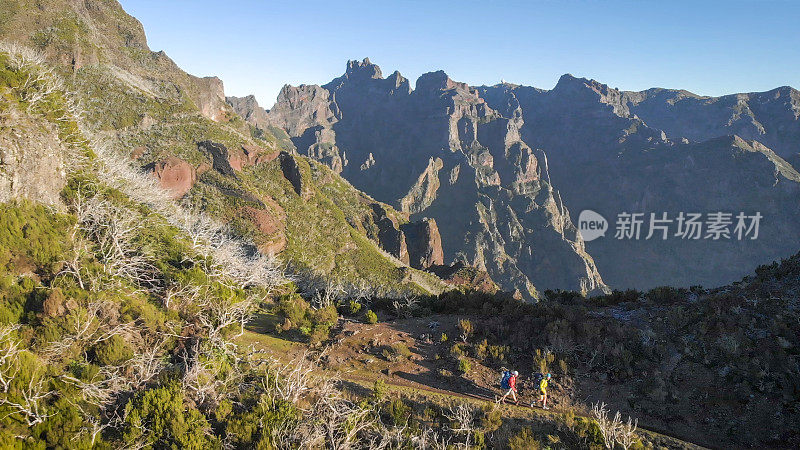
[537,373,552,409]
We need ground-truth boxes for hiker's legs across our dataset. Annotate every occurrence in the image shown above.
[500,388,514,402]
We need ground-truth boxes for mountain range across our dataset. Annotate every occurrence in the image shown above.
[229,59,800,297]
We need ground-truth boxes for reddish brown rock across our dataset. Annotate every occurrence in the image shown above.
[400,218,444,269]
[239,197,287,255]
[149,157,196,198]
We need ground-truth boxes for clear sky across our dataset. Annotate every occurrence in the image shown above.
[118,0,799,108]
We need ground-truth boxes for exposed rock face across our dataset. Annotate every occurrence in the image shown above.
[264,58,800,294]
[263,59,608,298]
[192,76,228,122]
[198,140,237,176]
[400,157,443,214]
[147,157,196,198]
[428,262,499,294]
[278,151,309,198]
[196,141,277,178]
[623,85,800,164]
[240,200,287,255]
[370,204,409,264]
[479,76,800,289]
[0,117,66,206]
[401,218,444,269]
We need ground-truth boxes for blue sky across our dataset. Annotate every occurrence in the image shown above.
[119,0,799,108]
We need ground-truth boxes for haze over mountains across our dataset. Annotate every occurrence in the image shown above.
[229,59,800,296]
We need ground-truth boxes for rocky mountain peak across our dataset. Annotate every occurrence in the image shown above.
[415,70,473,95]
[551,73,629,116]
[345,57,383,80]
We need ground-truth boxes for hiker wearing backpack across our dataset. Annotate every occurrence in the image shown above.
[497,370,519,405]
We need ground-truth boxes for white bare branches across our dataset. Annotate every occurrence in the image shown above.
[392,294,420,319]
[74,195,160,291]
[267,352,316,405]
[2,43,285,299]
[445,402,476,448]
[0,326,22,393]
[0,369,53,427]
[592,402,639,450]
[196,292,255,350]
[61,365,127,408]
[0,42,90,158]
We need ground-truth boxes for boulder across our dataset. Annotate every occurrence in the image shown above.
[42,289,66,318]
[148,156,196,198]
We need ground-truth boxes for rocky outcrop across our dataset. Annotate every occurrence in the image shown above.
[370,204,409,264]
[197,141,278,177]
[192,76,229,122]
[147,157,196,198]
[264,58,800,294]
[401,218,444,269]
[198,140,237,176]
[240,201,286,255]
[399,157,443,214]
[428,262,499,294]
[278,151,310,199]
[264,59,609,298]
[0,117,66,207]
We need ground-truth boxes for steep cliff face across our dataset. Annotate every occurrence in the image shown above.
[256,59,608,298]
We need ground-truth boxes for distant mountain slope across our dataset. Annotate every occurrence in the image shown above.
[624,85,800,164]
[243,63,800,292]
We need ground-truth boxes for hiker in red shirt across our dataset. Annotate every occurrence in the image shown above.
[498,370,519,405]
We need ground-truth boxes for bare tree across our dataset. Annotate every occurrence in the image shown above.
[73,195,160,292]
[0,370,53,426]
[392,294,419,319]
[592,402,616,449]
[445,402,476,448]
[592,401,640,450]
[195,292,255,350]
[0,325,22,393]
[616,415,639,450]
